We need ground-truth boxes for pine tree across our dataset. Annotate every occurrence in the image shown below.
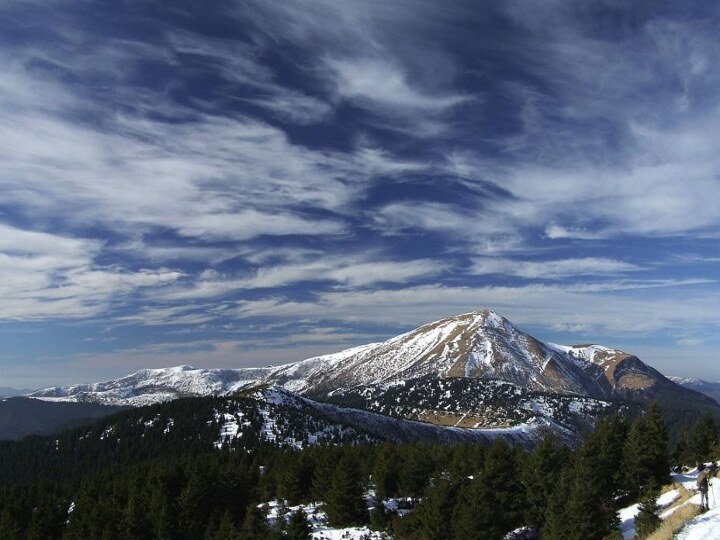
[277,452,313,505]
[25,499,59,540]
[522,433,567,529]
[310,449,339,502]
[398,444,434,497]
[324,455,368,527]
[542,472,571,540]
[240,504,270,540]
[634,489,661,539]
[0,507,24,540]
[210,510,239,540]
[369,497,390,532]
[123,484,149,540]
[688,413,720,464]
[562,435,620,540]
[623,404,669,497]
[644,404,670,487]
[179,464,217,540]
[372,444,400,499]
[450,440,522,540]
[413,477,457,540]
[481,438,524,537]
[285,508,312,540]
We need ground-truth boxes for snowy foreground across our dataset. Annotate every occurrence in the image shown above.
[619,463,720,540]
[673,466,720,540]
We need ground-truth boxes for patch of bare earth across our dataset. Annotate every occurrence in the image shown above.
[416,411,515,429]
[647,503,701,540]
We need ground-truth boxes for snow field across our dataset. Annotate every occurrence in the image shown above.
[618,462,720,540]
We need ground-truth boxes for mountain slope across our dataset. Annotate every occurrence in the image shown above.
[30,365,275,406]
[24,310,718,445]
[31,310,704,408]
[0,397,124,440]
[0,388,552,487]
[669,377,720,404]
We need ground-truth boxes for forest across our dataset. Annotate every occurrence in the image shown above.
[0,401,718,540]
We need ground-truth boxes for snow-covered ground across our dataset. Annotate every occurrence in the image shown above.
[263,493,393,540]
[618,489,680,540]
[617,462,720,540]
[674,465,720,540]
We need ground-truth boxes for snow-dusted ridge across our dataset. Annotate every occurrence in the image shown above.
[29,309,689,408]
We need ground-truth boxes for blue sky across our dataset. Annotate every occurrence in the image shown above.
[1,0,720,388]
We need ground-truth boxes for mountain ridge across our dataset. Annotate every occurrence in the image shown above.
[30,309,690,407]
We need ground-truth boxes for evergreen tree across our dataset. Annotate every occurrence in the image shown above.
[324,455,368,527]
[562,435,620,540]
[413,478,457,540]
[372,444,400,499]
[623,404,669,496]
[452,439,523,540]
[285,508,312,540]
[240,504,271,540]
[522,433,567,529]
[179,464,217,540]
[0,507,24,540]
[398,444,434,497]
[542,472,571,540]
[277,452,313,505]
[310,449,339,502]
[688,413,720,464]
[209,510,239,540]
[369,497,390,532]
[597,415,629,493]
[123,482,150,540]
[634,489,661,539]
[451,477,495,539]
[26,499,60,540]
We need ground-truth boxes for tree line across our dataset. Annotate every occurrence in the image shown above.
[0,401,718,539]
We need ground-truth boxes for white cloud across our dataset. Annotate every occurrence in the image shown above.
[544,224,605,240]
[470,257,641,279]
[0,57,427,251]
[326,57,468,111]
[156,256,445,302]
[230,280,720,337]
[0,224,181,320]
[176,210,345,242]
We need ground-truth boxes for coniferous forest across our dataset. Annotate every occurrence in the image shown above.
[0,399,718,540]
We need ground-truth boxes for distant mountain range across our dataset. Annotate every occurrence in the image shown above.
[0,386,33,398]
[7,309,718,442]
[668,377,720,404]
[0,397,124,440]
[30,310,699,405]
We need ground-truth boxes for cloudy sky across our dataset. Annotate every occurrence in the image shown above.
[2,0,719,388]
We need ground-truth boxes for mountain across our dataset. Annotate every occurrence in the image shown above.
[0,386,33,398]
[0,387,551,487]
[24,310,718,443]
[669,376,720,404]
[31,310,703,406]
[0,397,124,440]
[29,364,275,406]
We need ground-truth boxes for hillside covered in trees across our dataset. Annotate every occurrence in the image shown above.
[0,394,718,539]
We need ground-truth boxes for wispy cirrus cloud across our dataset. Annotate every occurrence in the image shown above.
[156,256,446,301]
[0,224,181,320]
[230,280,720,337]
[470,257,641,279]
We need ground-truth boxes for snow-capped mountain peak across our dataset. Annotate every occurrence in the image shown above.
[29,309,691,406]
